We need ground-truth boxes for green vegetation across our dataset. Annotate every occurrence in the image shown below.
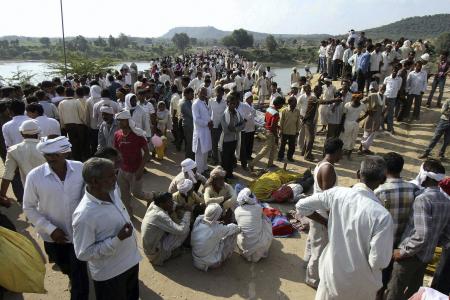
[364,14,450,40]
[222,29,254,48]
[47,53,116,76]
[171,33,190,52]
[436,32,450,54]
[0,34,182,61]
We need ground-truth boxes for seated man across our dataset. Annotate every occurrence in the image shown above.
[235,188,273,262]
[204,166,237,210]
[191,203,240,271]
[168,158,207,193]
[172,179,205,222]
[141,192,191,266]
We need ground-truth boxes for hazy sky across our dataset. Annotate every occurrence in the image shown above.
[2,0,450,38]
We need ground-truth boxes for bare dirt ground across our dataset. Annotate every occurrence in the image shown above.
[2,82,449,300]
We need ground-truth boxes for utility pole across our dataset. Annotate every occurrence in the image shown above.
[60,0,68,78]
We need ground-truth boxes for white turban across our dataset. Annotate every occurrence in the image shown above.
[100,105,114,115]
[237,188,258,206]
[421,53,430,62]
[124,93,136,110]
[37,136,71,154]
[90,85,102,99]
[19,120,41,135]
[115,110,147,138]
[412,163,445,186]
[291,82,300,88]
[177,179,193,195]
[244,91,253,101]
[181,158,197,183]
[203,203,222,224]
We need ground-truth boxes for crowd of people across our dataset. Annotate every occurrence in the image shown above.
[0,30,449,300]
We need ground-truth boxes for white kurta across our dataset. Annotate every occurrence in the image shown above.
[235,204,273,262]
[190,215,239,271]
[192,99,212,154]
[296,183,394,300]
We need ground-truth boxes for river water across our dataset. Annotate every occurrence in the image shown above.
[0,61,316,93]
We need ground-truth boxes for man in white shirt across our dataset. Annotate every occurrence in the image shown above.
[318,41,327,74]
[2,100,30,148]
[92,89,121,129]
[370,43,383,78]
[243,72,254,93]
[86,85,103,156]
[238,92,256,170]
[269,82,282,106]
[0,120,45,204]
[383,66,403,134]
[73,158,141,300]
[208,86,227,165]
[191,203,239,271]
[332,40,345,80]
[25,103,61,138]
[380,44,396,82]
[297,84,313,153]
[342,44,355,77]
[159,69,171,86]
[296,156,393,300]
[404,61,427,121]
[192,88,212,174]
[23,136,89,299]
[188,71,204,95]
[169,86,181,148]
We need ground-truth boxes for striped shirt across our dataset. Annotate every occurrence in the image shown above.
[375,178,419,247]
[399,187,450,263]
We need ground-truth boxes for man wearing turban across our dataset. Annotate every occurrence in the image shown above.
[23,136,89,299]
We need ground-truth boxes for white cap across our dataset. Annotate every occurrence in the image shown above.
[19,120,40,135]
[244,91,253,100]
[421,53,430,61]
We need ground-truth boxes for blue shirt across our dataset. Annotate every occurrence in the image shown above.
[357,52,371,73]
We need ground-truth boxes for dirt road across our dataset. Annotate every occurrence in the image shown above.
[2,82,449,300]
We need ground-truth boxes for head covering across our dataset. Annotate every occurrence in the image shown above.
[203,203,222,224]
[177,179,193,195]
[90,85,102,99]
[100,105,114,115]
[244,91,253,101]
[324,77,332,83]
[369,81,379,91]
[207,166,226,185]
[439,177,450,199]
[115,110,147,138]
[402,40,411,48]
[291,82,300,88]
[19,120,41,135]
[352,93,363,100]
[292,67,297,71]
[180,158,197,183]
[124,93,136,110]
[420,53,430,62]
[412,163,446,186]
[237,188,258,206]
[37,136,72,154]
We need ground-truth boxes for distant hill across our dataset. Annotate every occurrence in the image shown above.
[161,14,450,42]
[160,26,331,41]
[363,14,450,40]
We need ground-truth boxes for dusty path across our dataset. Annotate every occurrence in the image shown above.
[2,81,449,300]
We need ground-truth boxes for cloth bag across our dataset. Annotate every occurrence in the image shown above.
[0,227,46,293]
